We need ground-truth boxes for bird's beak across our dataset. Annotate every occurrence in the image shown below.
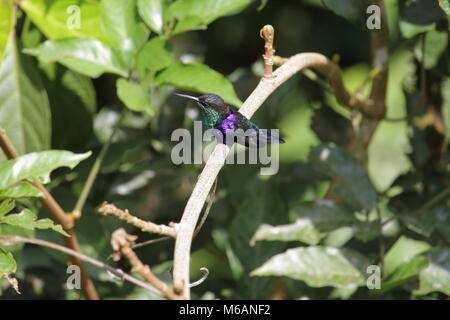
[174,93,199,102]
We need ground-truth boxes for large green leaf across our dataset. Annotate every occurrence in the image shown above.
[0,199,15,218]
[0,34,51,156]
[0,250,16,276]
[101,0,149,68]
[0,209,69,236]
[309,143,377,211]
[250,220,324,246]
[295,201,356,231]
[155,61,242,106]
[414,30,448,69]
[384,236,431,276]
[0,0,14,65]
[43,66,96,150]
[322,0,370,28]
[167,0,255,34]
[229,179,288,299]
[416,249,450,296]
[251,246,369,288]
[399,0,447,38]
[116,78,153,114]
[19,0,109,43]
[0,182,44,200]
[25,38,128,78]
[376,255,429,295]
[136,37,172,74]
[137,0,166,34]
[0,150,91,190]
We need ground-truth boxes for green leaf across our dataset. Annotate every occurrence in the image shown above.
[137,0,166,34]
[155,61,242,106]
[251,246,369,288]
[19,0,109,43]
[0,34,51,156]
[416,249,450,296]
[116,78,153,114]
[0,182,44,199]
[309,143,377,211]
[229,179,288,298]
[167,0,255,33]
[384,236,431,277]
[43,66,96,150]
[439,0,450,17]
[136,37,172,74]
[0,150,91,190]
[322,0,370,27]
[0,199,15,218]
[101,0,149,68]
[25,38,128,78]
[376,255,429,295]
[295,200,356,231]
[414,30,448,69]
[250,220,324,246]
[399,0,447,38]
[0,0,14,65]
[1,209,69,237]
[0,250,16,276]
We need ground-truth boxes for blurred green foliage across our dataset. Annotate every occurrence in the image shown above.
[0,0,449,300]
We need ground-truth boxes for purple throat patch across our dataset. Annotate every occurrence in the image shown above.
[221,113,236,133]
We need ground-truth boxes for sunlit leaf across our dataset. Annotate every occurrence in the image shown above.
[251,246,369,287]
[0,0,14,65]
[137,0,166,34]
[250,220,324,246]
[384,236,431,276]
[0,209,69,236]
[101,0,149,68]
[416,249,450,296]
[19,0,109,43]
[0,182,44,200]
[0,250,16,276]
[136,37,172,74]
[399,0,447,38]
[0,199,15,218]
[116,78,153,114]
[0,150,91,190]
[25,38,128,78]
[0,34,51,156]
[155,61,242,106]
[167,0,255,34]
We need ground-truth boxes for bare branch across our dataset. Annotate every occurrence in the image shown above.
[111,228,181,300]
[98,202,177,238]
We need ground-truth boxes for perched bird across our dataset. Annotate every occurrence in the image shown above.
[175,93,285,148]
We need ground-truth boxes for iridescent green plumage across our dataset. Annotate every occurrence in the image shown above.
[201,107,221,129]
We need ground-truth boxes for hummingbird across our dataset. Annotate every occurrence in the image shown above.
[175,93,285,148]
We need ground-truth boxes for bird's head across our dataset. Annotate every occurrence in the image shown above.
[175,93,229,113]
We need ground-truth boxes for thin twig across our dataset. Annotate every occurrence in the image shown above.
[0,235,162,296]
[0,128,99,300]
[98,202,177,238]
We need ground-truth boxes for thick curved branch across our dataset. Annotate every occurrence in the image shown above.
[172,49,372,298]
